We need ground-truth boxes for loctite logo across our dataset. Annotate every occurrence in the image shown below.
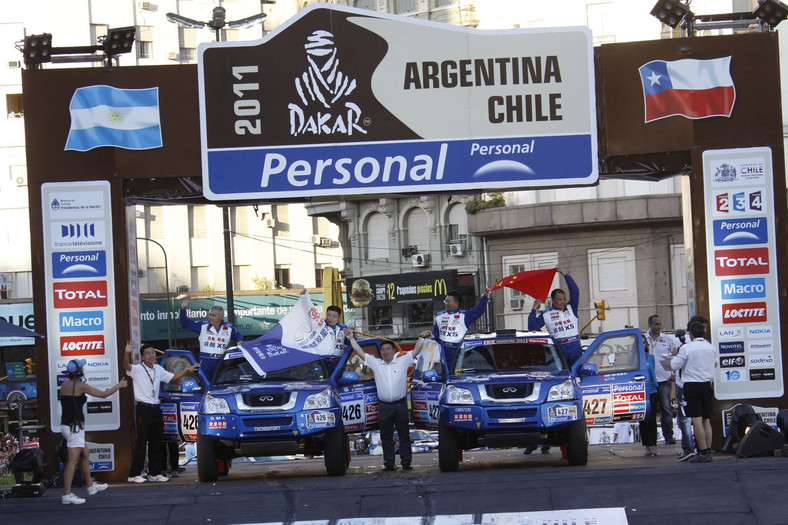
[714,248,769,276]
[722,302,767,324]
[60,335,105,357]
[53,281,108,308]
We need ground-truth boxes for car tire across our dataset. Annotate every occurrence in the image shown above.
[438,421,460,472]
[197,434,220,482]
[566,419,589,466]
[324,425,348,476]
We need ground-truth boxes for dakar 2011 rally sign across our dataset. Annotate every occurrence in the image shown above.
[198,4,597,200]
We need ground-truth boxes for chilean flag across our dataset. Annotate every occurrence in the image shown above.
[639,57,735,123]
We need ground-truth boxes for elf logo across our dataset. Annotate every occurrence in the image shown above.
[720,355,745,368]
[722,302,766,324]
[714,248,769,276]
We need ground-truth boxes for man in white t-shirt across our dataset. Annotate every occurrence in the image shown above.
[346,329,429,471]
[612,422,634,443]
[644,314,678,445]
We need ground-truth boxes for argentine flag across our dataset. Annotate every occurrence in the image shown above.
[65,85,162,152]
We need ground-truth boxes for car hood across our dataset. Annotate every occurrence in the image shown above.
[448,369,572,385]
[207,379,334,395]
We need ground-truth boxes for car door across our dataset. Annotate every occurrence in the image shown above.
[159,350,208,442]
[332,338,381,433]
[573,328,650,425]
[409,339,444,431]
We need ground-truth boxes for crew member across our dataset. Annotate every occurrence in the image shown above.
[527,266,582,366]
[432,289,491,367]
[179,294,243,381]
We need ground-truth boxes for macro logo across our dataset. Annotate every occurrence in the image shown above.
[50,221,106,249]
[52,251,107,278]
[714,247,769,276]
[718,341,745,354]
[722,302,767,324]
[53,281,108,308]
[59,311,104,333]
[720,278,766,300]
[61,335,105,357]
[714,190,764,215]
[712,218,767,246]
[720,355,745,368]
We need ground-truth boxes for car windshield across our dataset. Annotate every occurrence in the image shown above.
[456,340,565,373]
[213,356,329,385]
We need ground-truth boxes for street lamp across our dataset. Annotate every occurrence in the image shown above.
[165,6,267,41]
[138,237,174,349]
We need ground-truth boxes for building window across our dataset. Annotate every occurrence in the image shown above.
[315,268,323,288]
[137,40,152,59]
[6,93,23,118]
[91,24,108,45]
[408,302,433,331]
[179,27,197,62]
[146,205,165,238]
[179,47,196,61]
[364,212,389,260]
[231,207,249,235]
[9,164,27,187]
[275,268,291,288]
[404,207,429,255]
[233,265,251,290]
[192,266,211,291]
[189,206,207,238]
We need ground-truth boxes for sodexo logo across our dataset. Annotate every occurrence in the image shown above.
[59,311,104,333]
[748,355,775,367]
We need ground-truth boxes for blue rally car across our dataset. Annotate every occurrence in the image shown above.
[158,338,385,482]
[409,328,650,471]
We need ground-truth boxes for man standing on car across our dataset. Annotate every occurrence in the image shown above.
[644,314,678,445]
[345,329,430,471]
[528,266,582,367]
[323,305,348,375]
[124,341,200,482]
[432,289,490,368]
[179,294,243,381]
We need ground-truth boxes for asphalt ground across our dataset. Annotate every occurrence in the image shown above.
[2,442,787,525]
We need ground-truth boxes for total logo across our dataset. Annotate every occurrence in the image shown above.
[714,248,769,276]
[713,189,764,216]
[722,302,767,324]
[53,281,108,308]
[748,355,775,367]
[720,355,745,368]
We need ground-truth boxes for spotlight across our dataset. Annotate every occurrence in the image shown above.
[102,26,136,57]
[722,403,759,453]
[19,33,53,69]
[650,0,691,28]
[753,0,788,27]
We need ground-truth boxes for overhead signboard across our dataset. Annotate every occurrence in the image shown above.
[346,270,458,308]
[198,4,597,200]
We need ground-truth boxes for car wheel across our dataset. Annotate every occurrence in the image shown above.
[197,434,220,482]
[566,419,588,466]
[438,421,460,472]
[324,425,348,476]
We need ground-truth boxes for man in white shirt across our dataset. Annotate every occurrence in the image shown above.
[124,341,199,482]
[612,421,634,443]
[644,314,678,445]
[345,328,429,471]
[669,321,717,463]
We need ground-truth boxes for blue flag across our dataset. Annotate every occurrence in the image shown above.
[239,291,337,376]
[65,85,162,151]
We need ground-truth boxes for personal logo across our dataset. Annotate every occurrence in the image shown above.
[712,218,767,246]
[52,250,107,279]
[289,30,365,138]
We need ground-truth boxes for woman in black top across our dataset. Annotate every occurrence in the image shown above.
[60,359,127,505]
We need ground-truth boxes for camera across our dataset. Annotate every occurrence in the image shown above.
[675,329,686,345]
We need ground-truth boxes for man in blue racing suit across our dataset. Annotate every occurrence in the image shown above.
[431,288,491,368]
[527,265,582,366]
[323,305,348,375]
[179,294,243,381]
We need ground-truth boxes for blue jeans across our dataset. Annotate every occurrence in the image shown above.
[676,385,695,452]
[657,381,674,441]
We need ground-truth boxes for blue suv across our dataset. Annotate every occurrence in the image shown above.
[410,328,650,471]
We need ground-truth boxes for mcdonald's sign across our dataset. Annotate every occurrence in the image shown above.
[346,270,458,307]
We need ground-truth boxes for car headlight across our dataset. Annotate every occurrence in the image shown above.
[304,388,332,409]
[547,379,574,401]
[446,384,474,405]
[203,394,230,414]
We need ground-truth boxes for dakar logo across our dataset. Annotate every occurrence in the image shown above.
[288,30,367,137]
[712,162,737,183]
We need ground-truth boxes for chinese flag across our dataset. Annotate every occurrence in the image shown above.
[490,268,557,302]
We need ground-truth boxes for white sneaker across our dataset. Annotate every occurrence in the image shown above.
[62,493,86,505]
[127,475,147,483]
[147,474,170,482]
[87,482,108,495]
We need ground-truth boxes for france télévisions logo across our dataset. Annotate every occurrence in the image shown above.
[53,281,108,308]
[52,251,107,278]
[61,335,105,356]
[712,218,767,246]
[50,221,106,249]
[714,247,769,276]
[59,311,104,333]
[722,302,767,324]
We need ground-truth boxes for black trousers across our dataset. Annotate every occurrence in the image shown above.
[129,403,164,477]
[160,440,179,472]
[378,398,411,468]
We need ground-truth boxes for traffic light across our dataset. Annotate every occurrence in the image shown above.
[24,358,33,375]
[594,300,607,321]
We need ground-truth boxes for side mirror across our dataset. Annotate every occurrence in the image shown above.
[181,379,201,393]
[338,371,359,386]
[422,369,440,382]
[578,363,598,376]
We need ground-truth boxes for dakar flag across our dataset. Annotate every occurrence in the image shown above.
[490,268,557,302]
[639,56,735,123]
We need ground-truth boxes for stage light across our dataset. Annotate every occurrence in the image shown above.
[650,0,691,28]
[753,0,788,27]
[18,33,52,69]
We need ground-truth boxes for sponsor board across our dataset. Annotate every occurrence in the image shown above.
[88,442,114,472]
[52,280,108,308]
